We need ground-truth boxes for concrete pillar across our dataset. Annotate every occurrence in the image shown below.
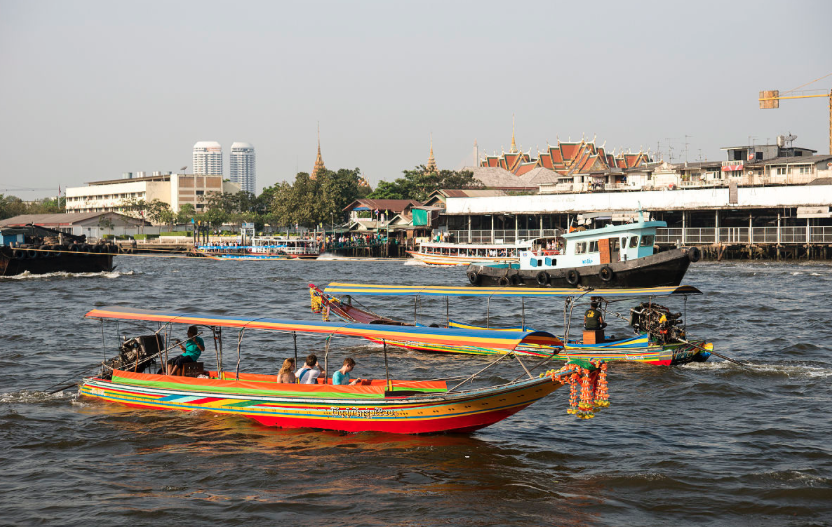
[748,214,753,245]
[514,214,519,242]
[776,213,781,260]
[539,215,543,238]
[467,215,472,244]
[682,211,686,245]
[715,210,719,243]
[490,215,494,244]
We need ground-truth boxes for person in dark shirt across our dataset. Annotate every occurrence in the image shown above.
[584,299,607,331]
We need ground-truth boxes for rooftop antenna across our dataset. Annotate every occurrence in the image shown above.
[684,134,692,164]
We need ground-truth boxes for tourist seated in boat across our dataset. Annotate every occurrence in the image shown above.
[332,357,359,386]
[167,325,205,376]
[584,300,607,331]
[295,354,325,384]
[276,358,296,383]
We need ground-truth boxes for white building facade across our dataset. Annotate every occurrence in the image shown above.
[193,141,223,176]
[66,174,241,217]
[230,142,256,194]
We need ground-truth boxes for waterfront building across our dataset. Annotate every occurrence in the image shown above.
[65,174,241,217]
[230,142,256,194]
[193,141,223,176]
[0,212,148,230]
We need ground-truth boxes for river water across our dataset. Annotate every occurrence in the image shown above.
[1,257,830,526]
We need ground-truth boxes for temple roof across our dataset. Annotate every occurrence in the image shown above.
[311,124,326,180]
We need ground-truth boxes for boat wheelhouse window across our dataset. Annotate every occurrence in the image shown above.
[629,236,639,248]
[575,242,586,254]
[588,240,599,253]
[641,235,655,247]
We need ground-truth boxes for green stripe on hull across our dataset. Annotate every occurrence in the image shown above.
[111,375,385,399]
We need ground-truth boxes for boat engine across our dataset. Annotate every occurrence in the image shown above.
[99,335,161,379]
[629,303,685,344]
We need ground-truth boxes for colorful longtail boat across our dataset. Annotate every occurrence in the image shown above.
[314,282,713,365]
[79,306,594,434]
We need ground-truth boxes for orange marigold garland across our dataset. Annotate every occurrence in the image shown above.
[577,367,595,419]
[594,362,610,408]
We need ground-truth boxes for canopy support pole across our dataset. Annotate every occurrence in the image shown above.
[216,326,223,379]
[235,328,245,381]
[323,336,332,385]
[521,297,526,331]
[100,320,106,362]
[486,297,490,328]
[446,297,450,328]
[212,326,221,379]
[292,331,298,376]
[383,340,391,392]
[414,296,417,325]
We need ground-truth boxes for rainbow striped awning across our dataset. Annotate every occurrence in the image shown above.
[323,283,702,298]
[85,306,559,351]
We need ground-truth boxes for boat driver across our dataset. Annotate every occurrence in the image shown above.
[584,299,607,331]
[167,325,205,376]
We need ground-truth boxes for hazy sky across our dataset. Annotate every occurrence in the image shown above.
[1,0,830,198]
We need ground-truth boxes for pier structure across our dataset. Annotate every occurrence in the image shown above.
[438,184,832,261]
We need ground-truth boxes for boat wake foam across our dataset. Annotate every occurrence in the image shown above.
[0,389,75,403]
[2,270,133,281]
[682,360,832,378]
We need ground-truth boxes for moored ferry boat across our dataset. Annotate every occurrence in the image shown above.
[467,210,699,288]
[197,236,321,260]
[407,240,535,266]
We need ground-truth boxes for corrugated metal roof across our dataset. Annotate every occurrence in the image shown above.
[0,212,147,227]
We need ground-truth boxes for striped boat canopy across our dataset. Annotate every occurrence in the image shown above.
[85,306,559,351]
[323,283,702,298]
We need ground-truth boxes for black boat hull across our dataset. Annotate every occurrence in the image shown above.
[467,247,696,288]
[0,248,115,276]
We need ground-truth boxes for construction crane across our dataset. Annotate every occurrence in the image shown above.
[759,73,832,154]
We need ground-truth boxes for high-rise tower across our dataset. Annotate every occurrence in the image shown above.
[230,142,256,194]
[193,141,223,176]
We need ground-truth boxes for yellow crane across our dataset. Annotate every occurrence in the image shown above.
[759,73,832,154]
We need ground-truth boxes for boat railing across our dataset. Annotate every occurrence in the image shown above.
[654,226,832,245]
[447,229,559,244]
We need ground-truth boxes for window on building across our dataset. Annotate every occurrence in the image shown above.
[775,167,787,176]
[797,166,811,174]
[575,242,586,254]
[196,190,204,196]
[641,235,655,247]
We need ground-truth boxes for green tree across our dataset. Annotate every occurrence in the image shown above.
[176,203,197,225]
[266,169,364,229]
[0,194,28,220]
[368,166,481,201]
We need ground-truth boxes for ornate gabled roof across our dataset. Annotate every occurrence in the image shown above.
[480,134,649,176]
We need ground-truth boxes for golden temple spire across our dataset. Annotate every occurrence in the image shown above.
[311,122,326,180]
[510,114,518,153]
[426,133,437,173]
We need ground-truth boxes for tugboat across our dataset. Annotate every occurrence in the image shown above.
[0,224,117,276]
[466,210,700,288]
